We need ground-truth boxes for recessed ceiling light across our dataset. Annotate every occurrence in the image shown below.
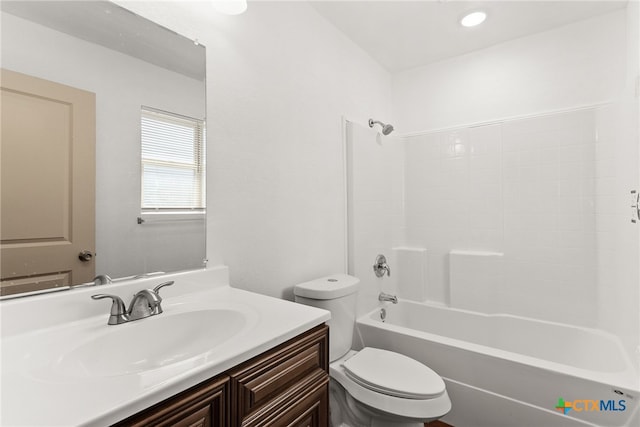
[211,0,247,15]
[460,11,487,27]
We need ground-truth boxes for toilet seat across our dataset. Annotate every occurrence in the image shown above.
[330,350,451,421]
[343,347,445,399]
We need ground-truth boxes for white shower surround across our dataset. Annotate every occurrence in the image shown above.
[348,104,637,331]
[347,103,640,421]
[402,107,601,326]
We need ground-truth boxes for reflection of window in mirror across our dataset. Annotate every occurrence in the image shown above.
[140,107,206,221]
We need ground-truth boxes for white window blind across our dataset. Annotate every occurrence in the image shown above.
[141,107,205,211]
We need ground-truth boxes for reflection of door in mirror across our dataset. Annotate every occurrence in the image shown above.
[1,69,96,296]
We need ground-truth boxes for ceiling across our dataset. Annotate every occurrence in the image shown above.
[309,0,628,73]
[1,1,205,80]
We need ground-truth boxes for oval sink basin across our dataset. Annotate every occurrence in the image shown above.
[53,309,246,377]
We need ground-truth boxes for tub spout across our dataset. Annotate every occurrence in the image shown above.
[379,292,398,304]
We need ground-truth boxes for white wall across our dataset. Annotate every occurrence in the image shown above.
[393,10,627,133]
[110,3,638,363]
[115,1,392,299]
[1,12,206,280]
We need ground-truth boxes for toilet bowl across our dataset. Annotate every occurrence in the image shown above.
[331,349,451,426]
[294,274,451,426]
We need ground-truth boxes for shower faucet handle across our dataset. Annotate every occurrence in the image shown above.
[373,254,391,278]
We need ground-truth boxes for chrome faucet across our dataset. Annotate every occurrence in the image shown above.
[373,254,391,277]
[91,280,174,325]
[378,292,398,304]
[128,289,163,319]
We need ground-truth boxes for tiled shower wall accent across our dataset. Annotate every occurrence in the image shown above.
[393,247,428,302]
[449,251,504,313]
[404,109,599,327]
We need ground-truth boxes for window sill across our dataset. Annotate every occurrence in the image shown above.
[138,211,205,224]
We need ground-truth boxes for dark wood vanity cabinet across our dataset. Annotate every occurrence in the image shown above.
[114,375,229,427]
[114,325,329,427]
[230,324,329,427]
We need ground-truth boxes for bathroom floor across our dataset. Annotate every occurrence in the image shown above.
[427,421,453,427]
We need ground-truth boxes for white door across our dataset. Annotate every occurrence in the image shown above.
[1,69,96,296]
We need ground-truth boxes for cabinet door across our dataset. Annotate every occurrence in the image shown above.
[113,375,229,427]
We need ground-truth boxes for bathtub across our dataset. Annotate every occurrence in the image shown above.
[355,300,639,427]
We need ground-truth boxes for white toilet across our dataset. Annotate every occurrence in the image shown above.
[294,274,451,427]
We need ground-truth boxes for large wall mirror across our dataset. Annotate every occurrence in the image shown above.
[0,1,207,297]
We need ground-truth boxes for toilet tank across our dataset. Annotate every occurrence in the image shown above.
[294,274,359,362]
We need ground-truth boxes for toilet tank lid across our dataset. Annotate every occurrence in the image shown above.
[294,274,360,300]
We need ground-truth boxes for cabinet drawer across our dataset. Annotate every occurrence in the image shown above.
[242,374,328,427]
[114,375,229,427]
[231,324,329,423]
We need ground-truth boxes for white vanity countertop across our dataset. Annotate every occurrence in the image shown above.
[0,266,330,427]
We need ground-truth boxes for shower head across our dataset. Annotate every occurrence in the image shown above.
[368,118,394,135]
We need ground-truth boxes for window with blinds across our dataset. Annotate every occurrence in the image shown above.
[141,107,205,212]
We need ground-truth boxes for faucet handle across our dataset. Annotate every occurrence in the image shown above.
[93,275,112,286]
[373,254,391,277]
[91,294,125,313]
[91,294,128,325]
[153,280,175,295]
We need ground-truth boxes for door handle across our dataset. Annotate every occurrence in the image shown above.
[78,250,94,262]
